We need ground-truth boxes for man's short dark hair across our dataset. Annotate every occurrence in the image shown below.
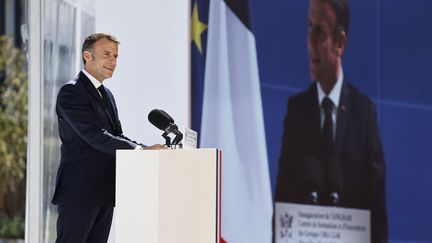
[82,33,120,64]
[324,0,350,41]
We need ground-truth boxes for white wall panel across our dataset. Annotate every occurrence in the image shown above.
[95,0,191,145]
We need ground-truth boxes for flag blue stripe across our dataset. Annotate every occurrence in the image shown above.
[223,0,252,31]
[191,0,210,135]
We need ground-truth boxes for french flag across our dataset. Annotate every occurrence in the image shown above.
[191,0,273,242]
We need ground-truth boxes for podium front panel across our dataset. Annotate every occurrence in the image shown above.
[116,150,161,243]
[115,148,221,243]
[159,149,219,243]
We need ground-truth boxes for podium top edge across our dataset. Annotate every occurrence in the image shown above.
[116,148,220,154]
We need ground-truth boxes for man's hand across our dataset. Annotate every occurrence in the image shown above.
[142,144,167,150]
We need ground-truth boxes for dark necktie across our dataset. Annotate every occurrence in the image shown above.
[322,97,342,205]
[322,97,334,157]
[98,85,116,131]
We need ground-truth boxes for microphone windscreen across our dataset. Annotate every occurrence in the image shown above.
[148,109,174,131]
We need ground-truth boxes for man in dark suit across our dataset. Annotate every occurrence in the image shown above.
[275,0,388,242]
[52,33,164,243]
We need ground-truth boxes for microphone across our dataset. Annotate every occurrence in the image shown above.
[148,109,183,146]
[326,157,342,206]
[301,156,323,204]
[148,109,173,130]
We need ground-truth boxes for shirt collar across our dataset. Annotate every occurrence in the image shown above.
[82,69,105,89]
[317,67,343,109]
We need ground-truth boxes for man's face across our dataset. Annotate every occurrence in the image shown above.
[83,38,118,82]
[307,0,344,87]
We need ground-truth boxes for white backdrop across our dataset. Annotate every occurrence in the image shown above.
[95,0,191,145]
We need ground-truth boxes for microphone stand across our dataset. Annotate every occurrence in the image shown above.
[162,131,171,147]
[163,123,183,149]
[161,130,183,149]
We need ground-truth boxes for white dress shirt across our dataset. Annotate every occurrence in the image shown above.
[316,67,344,140]
[82,69,105,97]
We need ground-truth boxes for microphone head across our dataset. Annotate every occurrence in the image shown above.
[329,192,340,205]
[148,109,174,131]
[308,191,318,204]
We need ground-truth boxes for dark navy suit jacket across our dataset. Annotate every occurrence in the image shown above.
[52,71,139,206]
[275,80,388,243]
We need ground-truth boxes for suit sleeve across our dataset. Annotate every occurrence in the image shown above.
[365,103,388,243]
[57,84,138,155]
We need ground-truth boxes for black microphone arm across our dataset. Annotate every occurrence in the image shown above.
[302,156,323,204]
[170,126,183,145]
[162,123,183,146]
[327,157,342,206]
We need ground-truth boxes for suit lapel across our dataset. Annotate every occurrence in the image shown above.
[335,80,351,161]
[77,72,117,132]
[104,89,120,133]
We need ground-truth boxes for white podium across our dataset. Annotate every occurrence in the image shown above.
[115,148,221,243]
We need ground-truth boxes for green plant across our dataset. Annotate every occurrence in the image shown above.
[0,35,27,238]
[0,213,24,239]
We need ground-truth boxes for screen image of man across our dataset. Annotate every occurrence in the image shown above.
[52,33,164,243]
[274,1,388,242]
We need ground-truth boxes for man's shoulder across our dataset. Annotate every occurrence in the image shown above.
[57,73,90,101]
[63,80,77,87]
[287,83,316,106]
[59,72,86,90]
[58,81,79,97]
[344,81,375,108]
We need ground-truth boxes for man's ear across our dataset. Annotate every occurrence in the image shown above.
[336,30,347,56]
[83,50,92,63]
